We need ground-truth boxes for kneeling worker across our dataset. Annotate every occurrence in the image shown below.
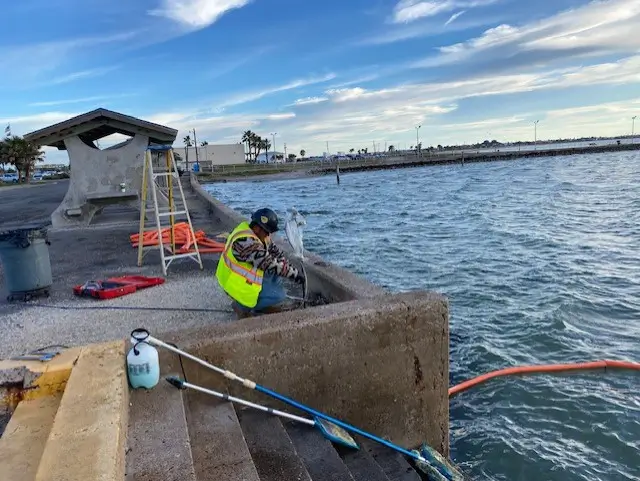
[216,208,304,318]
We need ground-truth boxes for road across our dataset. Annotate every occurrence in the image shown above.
[0,180,68,226]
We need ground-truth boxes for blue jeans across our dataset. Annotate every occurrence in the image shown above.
[232,273,287,313]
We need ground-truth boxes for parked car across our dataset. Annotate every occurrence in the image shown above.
[1,173,19,183]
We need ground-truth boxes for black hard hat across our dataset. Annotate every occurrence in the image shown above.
[251,208,279,233]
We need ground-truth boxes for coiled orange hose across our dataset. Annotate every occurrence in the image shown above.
[449,360,640,397]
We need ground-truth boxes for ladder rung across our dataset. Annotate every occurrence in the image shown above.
[164,252,201,261]
[158,210,187,216]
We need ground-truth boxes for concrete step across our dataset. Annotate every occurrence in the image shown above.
[184,389,260,481]
[335,441,391,481]
[236,407,312,481]
[282,419,355,481]
[0,394,62,481]
[34,341,128,481]
[362,440,422,481]
[126,359,196,481]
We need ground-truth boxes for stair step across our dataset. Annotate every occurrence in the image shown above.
[362,441,422,481]
[34,341,128,481]
[126,368,196,481]
[335,442,390,481]
[0,394,62,481]
[283,419,355,481]
[184,389,260,481]
[236,407,312,481]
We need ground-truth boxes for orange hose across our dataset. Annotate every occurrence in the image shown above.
[449,360,639,397]
[130,223,224,253]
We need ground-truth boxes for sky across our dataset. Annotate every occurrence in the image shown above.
[1,0,639,163]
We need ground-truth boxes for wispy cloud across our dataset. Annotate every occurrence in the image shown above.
[0,32,137,87]
[291,97,329,106]
[28,94,135,108]
[445,10,466,26]
[358,13,499,46]
[215,73,337,109]
[49,66,121,86]
[151,52,640,154]
[413,0,640,70]
[392,0,498,24]
[149,0,253,30]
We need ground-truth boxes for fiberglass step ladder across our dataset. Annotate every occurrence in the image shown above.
[137,145,203,275]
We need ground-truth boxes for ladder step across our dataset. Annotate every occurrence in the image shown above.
[158,210,188,217]
[164,252,201,261]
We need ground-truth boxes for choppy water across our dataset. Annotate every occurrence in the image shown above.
[205,152,640,481]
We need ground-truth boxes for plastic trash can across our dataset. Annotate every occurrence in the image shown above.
[0,222,53,302]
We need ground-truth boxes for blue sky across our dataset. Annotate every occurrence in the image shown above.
[1,0,639,163]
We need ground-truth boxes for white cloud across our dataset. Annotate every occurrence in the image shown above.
[215,73,337,108]
[10,51,640,161]
[0,32,137,87]
[445,10,466,26]
[149,0,252,29]
[292,97,329,106]
[28,94,134,108]
[49,66,120,86]
[392,0,497,24]
[153,52,640,154]
[415,0,640,68]
[266,113,296,120]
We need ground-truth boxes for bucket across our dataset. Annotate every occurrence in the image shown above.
[0,223,53,301]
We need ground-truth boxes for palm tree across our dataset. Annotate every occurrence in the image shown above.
[200,141,208,146]
[242,130,254,162]
[388,145,395,152]
[349,148,354,154]
[257,138,270,162]
[300,149,306,158]
[183,135,192,167]
[0,136,44,182]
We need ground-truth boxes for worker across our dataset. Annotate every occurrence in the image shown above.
[216,207,304,318]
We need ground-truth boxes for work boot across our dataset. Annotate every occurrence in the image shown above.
[257,305,286,315]
[232,303,253,319]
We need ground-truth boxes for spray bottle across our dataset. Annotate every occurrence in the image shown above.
[126,328,160,389]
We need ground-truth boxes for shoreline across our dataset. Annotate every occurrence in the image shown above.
[198,142,640,184]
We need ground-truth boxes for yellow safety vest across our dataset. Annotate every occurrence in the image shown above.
[216,221,264,308]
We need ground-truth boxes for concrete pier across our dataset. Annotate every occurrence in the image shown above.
[1,110,454,480]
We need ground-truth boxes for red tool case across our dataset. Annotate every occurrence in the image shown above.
[73,276,165,300]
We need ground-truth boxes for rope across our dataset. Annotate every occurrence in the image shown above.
[10,304,232,313]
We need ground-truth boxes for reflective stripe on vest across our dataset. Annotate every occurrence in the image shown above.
[222,228,264,285]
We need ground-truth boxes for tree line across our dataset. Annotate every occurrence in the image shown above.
[0,136,44,181]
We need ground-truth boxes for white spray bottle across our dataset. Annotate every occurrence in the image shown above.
[126,328,160,389]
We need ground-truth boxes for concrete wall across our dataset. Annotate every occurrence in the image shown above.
[163,291,450,455]
[189,174,387,302]
[174,144,246,167]
[51,134,148,227]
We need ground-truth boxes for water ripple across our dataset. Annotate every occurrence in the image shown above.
[205,152,640,481]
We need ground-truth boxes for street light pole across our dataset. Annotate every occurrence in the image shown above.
[415,125,421,157]
[270,132,277,161]
[192,128,199,169]
[534,120,539,150]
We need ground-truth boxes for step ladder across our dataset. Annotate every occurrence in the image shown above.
[137,145,203,275]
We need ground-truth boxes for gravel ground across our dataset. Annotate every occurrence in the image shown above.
[0,181,242,359]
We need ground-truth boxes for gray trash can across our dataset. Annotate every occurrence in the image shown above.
[0,222,53,302]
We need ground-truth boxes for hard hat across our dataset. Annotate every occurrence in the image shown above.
[251,208,279,234]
